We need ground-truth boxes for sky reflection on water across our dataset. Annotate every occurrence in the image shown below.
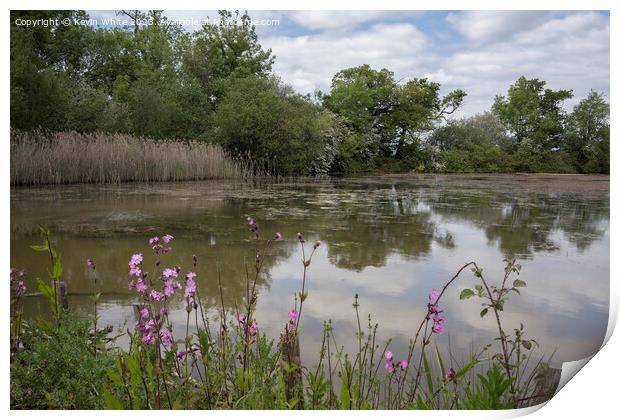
[10,175,609,368]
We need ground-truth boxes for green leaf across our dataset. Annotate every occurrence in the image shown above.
[434,346,446,379]
[106,370,123,387]
[495,300,504,311]
[455,357,479,380]
[422,352,434,395]
[102,389,124,409]
[474,284,484,295]
[52,257,62,279]
[340,376,350,409]
[480,308,489,318]
[30,244,48,252]
[198,329,210,355]
[36,278,53,299]
[36,319,54,334]
[513,279,527,288]
[460,289,475,299]
[522,340,532,350]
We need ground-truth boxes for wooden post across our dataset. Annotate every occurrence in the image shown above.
[57,281,69,310]
[520,366,561,407]
[279,329,304,409]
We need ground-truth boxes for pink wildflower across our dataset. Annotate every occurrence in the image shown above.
[429,288,440,301]
[140,307,149,319]
[432,322,445,334]
[162,234,174,243]
[287,310,298,327]
[150,289,163,301]
[163,279,177,297]
[399,360,409,369]
[142,332,156,345]
[162,268,178,278]
[274,232,283,240]
[176,347,199,359]
[385,362,395,373]
[184,273,197,298]
[446,368,456,380]
[144,319,156,331]
[86,258,95,269]
[160,329,174,350]
[384,351,393,361]
[433,313,446,323]
[149,236,159,245]
[238,314,246,324]
[136,279,148,293]
[129,253,143,267]
[247,216,255,226]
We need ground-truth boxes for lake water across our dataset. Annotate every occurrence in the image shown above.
[10,174,610,369]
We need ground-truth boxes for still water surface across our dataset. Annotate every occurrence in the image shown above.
[10,175,609,367]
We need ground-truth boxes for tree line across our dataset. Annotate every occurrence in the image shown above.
[10,10,610,175]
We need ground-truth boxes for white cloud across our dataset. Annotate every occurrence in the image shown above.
[263,22,432,94]
[445,11,557,44]
[287,10,420,31]
[256,11,609,116]
[427,11,610,116]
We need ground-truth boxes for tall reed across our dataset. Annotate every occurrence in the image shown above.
[10,130,261,185]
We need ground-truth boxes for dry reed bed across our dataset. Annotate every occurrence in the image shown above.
[10,131,256,185]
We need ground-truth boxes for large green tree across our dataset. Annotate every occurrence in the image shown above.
[492,76,573,148]
[566,91,610,173]
[183,10,274,103]
[323,65,466,170]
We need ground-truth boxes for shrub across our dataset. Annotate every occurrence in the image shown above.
[10,314,115,409]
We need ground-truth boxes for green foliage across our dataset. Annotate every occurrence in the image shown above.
[10,10,265,141]
[565,91,610,174]
[10,229,554,409]
[459,288,474,299]
[429,113,512,173]
[10,314,115,409]
[10,10,608,175]
[212,76,336,175]
[323,64,466,172]
[493,76,573,147]
[184,10,274,100]
[30,226,63,319]
[462,366,514,409]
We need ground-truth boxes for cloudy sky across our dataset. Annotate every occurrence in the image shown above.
[90,10,610,117]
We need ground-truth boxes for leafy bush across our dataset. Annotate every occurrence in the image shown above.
[11,314,115,409]
[212,76,336,175]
